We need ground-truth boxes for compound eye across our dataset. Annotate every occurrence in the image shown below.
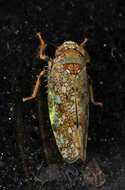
[55,45,65,56]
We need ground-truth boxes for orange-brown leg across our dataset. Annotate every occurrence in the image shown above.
[79,38,90,62]
[23,70,45,102]
[37,32,49,61]
[89,76,103,107]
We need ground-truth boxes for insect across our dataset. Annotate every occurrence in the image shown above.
[23,32,103,163]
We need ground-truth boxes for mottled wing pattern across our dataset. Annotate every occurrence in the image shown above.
[48,56,89,162]
[76,67,89,161]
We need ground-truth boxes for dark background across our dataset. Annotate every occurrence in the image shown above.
[0,0,125,189]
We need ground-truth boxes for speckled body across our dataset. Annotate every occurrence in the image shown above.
[48,45,89,163]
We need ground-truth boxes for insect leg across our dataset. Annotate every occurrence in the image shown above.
[23,70,45,102]
[37,32,49,61]
[88,76,103,107]
[79,38,90,62]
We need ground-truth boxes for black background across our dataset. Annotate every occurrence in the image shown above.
[0,0,125,189]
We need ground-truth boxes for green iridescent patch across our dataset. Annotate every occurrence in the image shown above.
[49,105,55,125]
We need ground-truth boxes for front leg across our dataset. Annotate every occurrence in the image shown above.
[37,32,49,61]
[88,76,103,107]
[23,70,45,102]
